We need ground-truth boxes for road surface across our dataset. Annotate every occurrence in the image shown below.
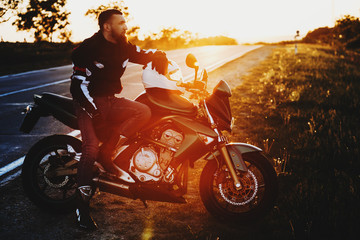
[0,45,278,240]
[0,45,260,186]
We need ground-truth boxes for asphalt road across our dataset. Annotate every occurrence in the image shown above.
[0,45,260,186]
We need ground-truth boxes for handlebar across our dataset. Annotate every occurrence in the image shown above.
[177,80,209,100]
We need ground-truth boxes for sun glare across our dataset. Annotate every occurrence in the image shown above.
[141,218,154,240]
[0,0,359,43]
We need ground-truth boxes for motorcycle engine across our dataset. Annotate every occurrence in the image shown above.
[129,127,183,183]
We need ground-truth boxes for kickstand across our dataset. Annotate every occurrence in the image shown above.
[141,199,148,208]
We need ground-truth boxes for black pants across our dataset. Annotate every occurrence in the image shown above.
[75,96,151,186]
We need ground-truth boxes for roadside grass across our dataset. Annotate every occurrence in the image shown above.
[230,44,360,238]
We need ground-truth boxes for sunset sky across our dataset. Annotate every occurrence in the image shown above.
[1,0,359,43]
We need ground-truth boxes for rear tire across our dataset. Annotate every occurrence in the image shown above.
[21,135,82,213]
[200,152,278,222]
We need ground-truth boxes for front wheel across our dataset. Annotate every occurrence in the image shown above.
[200,152,278,222]
[21,135,82,212]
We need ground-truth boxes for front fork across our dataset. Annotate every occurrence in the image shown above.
[202,99,242,189]
[218,143,242,189]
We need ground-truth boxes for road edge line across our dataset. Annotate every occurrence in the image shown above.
[0,79,70,98]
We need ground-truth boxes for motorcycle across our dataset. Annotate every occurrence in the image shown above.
[20,53,278,222]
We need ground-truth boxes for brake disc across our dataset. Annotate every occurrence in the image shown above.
[218,170,258,206]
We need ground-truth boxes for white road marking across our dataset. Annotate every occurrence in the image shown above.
[0,79,70,98]
[0,156,25,177]
[0,170,21,187]
[207,52,250,72]
[0,65,72,79]
[0,63,139,80]
[0,64,141,99]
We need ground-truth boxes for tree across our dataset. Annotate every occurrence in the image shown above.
[302,15,360,49]
[303,27,333,44]
[334,15,360,43]
[126,26,141,43]
[85,0,130,20]
[0,0,19,23]
[13,0,71,42]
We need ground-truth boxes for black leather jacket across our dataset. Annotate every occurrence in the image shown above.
[70,31,156,116]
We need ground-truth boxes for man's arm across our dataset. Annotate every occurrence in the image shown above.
[128,43,168,75]
[70,42,98,118]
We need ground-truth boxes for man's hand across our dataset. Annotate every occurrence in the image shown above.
[152,51,168,75]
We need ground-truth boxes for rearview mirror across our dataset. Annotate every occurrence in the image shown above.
[185,54,199,69]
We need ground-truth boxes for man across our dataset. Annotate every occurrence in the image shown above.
[70,9,168,230]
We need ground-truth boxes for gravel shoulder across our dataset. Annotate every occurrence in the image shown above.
[0,45,276,240]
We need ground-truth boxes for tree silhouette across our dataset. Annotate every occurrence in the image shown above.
[85,0,130,20]
[302,15,360,49]
[13,0,71,42]
[0,0,19,23]
[334,15,360,43]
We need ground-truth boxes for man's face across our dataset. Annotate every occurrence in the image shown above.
[107,14,128,43]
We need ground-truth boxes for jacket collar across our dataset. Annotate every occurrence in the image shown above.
[95,31,127,48]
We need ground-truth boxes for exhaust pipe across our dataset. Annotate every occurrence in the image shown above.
[93,176,186,204]
[93,176,135,199]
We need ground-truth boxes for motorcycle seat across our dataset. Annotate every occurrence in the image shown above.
[37,92,78,129]
[145,88,197,116]
[40,92,76,115]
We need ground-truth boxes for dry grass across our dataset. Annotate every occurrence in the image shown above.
[230,44,360,239]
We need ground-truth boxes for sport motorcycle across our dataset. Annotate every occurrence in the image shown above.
[20,53,278,222]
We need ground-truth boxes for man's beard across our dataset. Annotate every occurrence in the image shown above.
[112,32,128,44]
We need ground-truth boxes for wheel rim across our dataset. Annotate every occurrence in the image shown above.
[35,144,78,201]
[212,162,266,213]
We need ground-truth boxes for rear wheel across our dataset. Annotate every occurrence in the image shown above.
[200,152,278,222]
[21,135,81,212]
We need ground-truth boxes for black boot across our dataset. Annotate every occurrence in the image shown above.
[97,151,119,176]
[75,186,98,231]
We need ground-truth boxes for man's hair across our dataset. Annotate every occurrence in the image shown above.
[98,9,123,31]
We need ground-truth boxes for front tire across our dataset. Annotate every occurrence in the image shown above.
[200,152,278,222]
[21,135,82,212]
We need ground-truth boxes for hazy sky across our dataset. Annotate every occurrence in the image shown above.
[1,0,360,43]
